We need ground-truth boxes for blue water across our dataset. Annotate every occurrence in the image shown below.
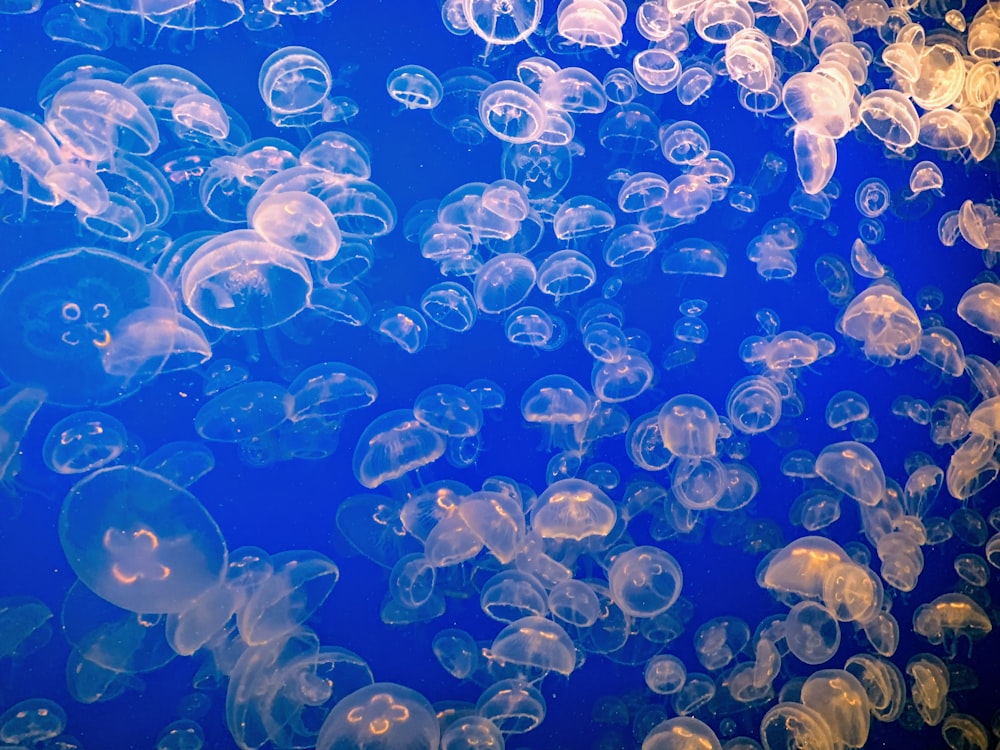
[0,1,998,748]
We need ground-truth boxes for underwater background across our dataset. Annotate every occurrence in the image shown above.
[0,0,999,748]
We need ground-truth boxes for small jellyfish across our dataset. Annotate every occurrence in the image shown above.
[386,65,444,110]
[42,410,129,475]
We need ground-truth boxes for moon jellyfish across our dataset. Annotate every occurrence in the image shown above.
[44,80,159,161]
[478,82,547,144]
[352,409,446,488]
[315,682,439,750]
[799,670,870,748]
[180,229,312,331]
[258,46,331,116]
[608,545,683,618]
[487,615,576,677]
[386,65,444,110]
[42,410,129,474]
[838,280,922,366]
[815,441,886,506]
[413,384,483,438]
[643,717,721,750]
[0,247,177,407]
[476,679,545,734]
[0,699,66,745]
[474,253,537,313]
[657,394,720,458]
[58,466,228,614]
[530,478,616,541]
[912,593,992,657]
[785,600,841,665]
[194,381,292,442]
[726,376,782,435]
[463,0,542,48]
[249,190,342,261]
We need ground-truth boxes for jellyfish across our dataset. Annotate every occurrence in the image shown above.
[0,247,177,407]
[42,410,129,474]
[487,615,576,677]
[386,65,443,111]
[58,466,228,614]
[352,410,447,489]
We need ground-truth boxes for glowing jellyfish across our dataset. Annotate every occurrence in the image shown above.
[58,466,227,614]
[440,716,503,750]
[352,409,447,488]
[858,89,920,148]
[463,0,542,48]
[632,48,682,94]
[373,306,429,354]
[912,593,992,657]
[195,381,292,442]
[249,190,342,261]
[42,410,129,475]
[659,120,710,165]
[413,384,483,438]
[726,376,782,435]
[386,65,444,110]
[530,478,616,541]
[474,253,537,314]
[762,535,851,600]
[45,80,159,161]
[258,46,332,115]
[906,653,949,726]
[487,615,576,677]
[838,280,922,366]
[315,682,439,750]
[548,579,600,627]
[815,441,886,506]
[0,247,177,407]
[288,362,377,420]
[537,250,597,301]
[478,81,546,144]
[557,0,626,50]
[181,230,312,331]
[0,699,66,745]
[432,628,478,679]
[785,600,841,665]
[661,238,728,277]
[657,394,720,458]
[608,545,683,618]
[958,283,1000,337]
[643,717,721,750]
[477,678,546,734]
[800,670,870,748]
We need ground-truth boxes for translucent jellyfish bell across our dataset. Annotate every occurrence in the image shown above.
[530,478,617,541]
[487,615,577,677]
[180,229,312,331]
[815,441,886,506]
[58,465,228,614]
[45,80,159,162]
[413,384,483,438]
[478,81,547,144]
[464,0,543,48]
[258,46,332,116]
[386,65,444,110]
[0,699,66,745]
[249,190,342,261]
[608,545,683,618]
[352,409,447,488]
[315,682,439,750]
[42,410,129,474]
[838,280,922,366]
[0,247,177,407]
[657,394,720,458]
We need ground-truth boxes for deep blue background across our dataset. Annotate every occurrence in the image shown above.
[0,1,998,748]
